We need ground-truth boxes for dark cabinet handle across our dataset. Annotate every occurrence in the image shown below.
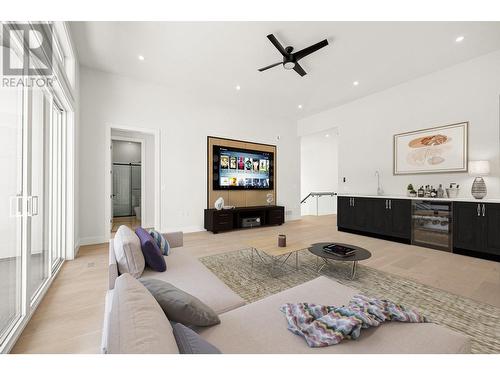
[389,200,392,210]
[385,200,388,209]
[482,204,486,217]
[477,204,481,217]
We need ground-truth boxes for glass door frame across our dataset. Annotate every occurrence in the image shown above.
[0,79,25,348]
[0,22,76,354]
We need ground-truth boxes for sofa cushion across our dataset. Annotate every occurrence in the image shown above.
[141,249,246,314]
[107,273,179,354]
[172,323,221,354]
[198,277,471,354]
[140,278,220,327]
[149,229,170,255]
[113,225,145,278]
[135,227,166,272]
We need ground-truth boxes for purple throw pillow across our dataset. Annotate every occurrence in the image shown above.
[135,227,166,272]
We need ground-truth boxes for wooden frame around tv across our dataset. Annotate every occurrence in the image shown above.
[207,136,277,209]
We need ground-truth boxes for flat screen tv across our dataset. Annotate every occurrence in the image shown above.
[213,145,274,190]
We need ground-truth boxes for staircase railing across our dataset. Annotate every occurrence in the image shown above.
[301,192,337,216]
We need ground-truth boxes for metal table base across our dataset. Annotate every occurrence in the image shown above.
[315,256,358,279]
[250,247,300,277]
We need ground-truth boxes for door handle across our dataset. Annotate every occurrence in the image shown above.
[482,204,486,217]
[389,200,392,210]
[9,196,23,217]
[352,198,355,207]
[27,196,39,216]
[477,204,481,216]
[385,200,388,209]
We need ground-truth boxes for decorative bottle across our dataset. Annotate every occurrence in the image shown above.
[437,184,444,198]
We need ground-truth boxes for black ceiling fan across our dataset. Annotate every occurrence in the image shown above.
[258,34,329,77]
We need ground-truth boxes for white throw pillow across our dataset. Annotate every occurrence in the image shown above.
[108,274,179,354]
[113,225,145,278]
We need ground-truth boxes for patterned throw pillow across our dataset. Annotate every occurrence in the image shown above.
[149,229,171,255]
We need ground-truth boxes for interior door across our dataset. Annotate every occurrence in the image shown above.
[113,164,132,216]
[131,164,141,213]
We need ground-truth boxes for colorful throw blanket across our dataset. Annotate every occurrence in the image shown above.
[280,294,428,347]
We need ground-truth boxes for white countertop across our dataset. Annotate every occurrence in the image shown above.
[337,193,500,203]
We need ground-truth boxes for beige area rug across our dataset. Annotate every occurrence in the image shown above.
[199,248,500,354]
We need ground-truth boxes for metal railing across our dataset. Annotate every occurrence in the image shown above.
[301,192,337,216]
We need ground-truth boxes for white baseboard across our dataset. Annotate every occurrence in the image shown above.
[162,225,205,234]
[286,214,302,222]
[79,236,109,246]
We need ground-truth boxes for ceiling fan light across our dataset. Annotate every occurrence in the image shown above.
[283,61,295,70]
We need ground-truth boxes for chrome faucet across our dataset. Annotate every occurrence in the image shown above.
[375,171,384,196]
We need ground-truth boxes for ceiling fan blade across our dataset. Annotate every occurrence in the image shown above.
[293,62,307,77]
[258,61,283,72]
[293,39,329,61]
[266,34,288,57]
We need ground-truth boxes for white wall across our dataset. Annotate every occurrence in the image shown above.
[78,67,301,243]
[298,50,500,199]
[300,129,339,216]
[112,140,141,163]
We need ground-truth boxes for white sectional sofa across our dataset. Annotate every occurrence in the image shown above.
[102,228,471,354]
[107,230,245,314]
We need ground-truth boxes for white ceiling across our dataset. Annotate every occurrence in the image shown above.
[70,22,500,120]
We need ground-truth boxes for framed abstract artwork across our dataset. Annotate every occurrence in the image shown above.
[393,122,468,175]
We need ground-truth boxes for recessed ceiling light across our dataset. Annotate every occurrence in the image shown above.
[455,36,465,43]
[235,85,241,91]
[138,55,145,61]
[325,134,330,138]
[353,81,359,86]
[298,104,303,109]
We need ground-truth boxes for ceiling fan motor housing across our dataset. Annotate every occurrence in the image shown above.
[283,46,296,69]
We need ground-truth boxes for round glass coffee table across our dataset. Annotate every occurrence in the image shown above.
[308,242,371,279]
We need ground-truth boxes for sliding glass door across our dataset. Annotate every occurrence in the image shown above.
[0,59,69,352]
[0,78,23,345]
[27,89,51,300]
[0,22,75,353]
[50,103,65,270]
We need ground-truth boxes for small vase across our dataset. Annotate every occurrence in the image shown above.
[471,177,487,199]
[278,234,286,247]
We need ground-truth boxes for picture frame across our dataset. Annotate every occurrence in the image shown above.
[393,122,468,175]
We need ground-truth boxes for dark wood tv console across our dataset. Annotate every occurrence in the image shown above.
[204,205,285,233]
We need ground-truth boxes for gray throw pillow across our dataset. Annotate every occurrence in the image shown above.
[139,278,220,327]
[172,323,221,354]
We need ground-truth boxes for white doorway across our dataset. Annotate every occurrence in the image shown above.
[111,139,143,232]
[300,127,339,216]
[105,125,160,236]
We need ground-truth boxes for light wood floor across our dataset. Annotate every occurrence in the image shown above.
[11,215,500,353]
[111,216,141,233]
